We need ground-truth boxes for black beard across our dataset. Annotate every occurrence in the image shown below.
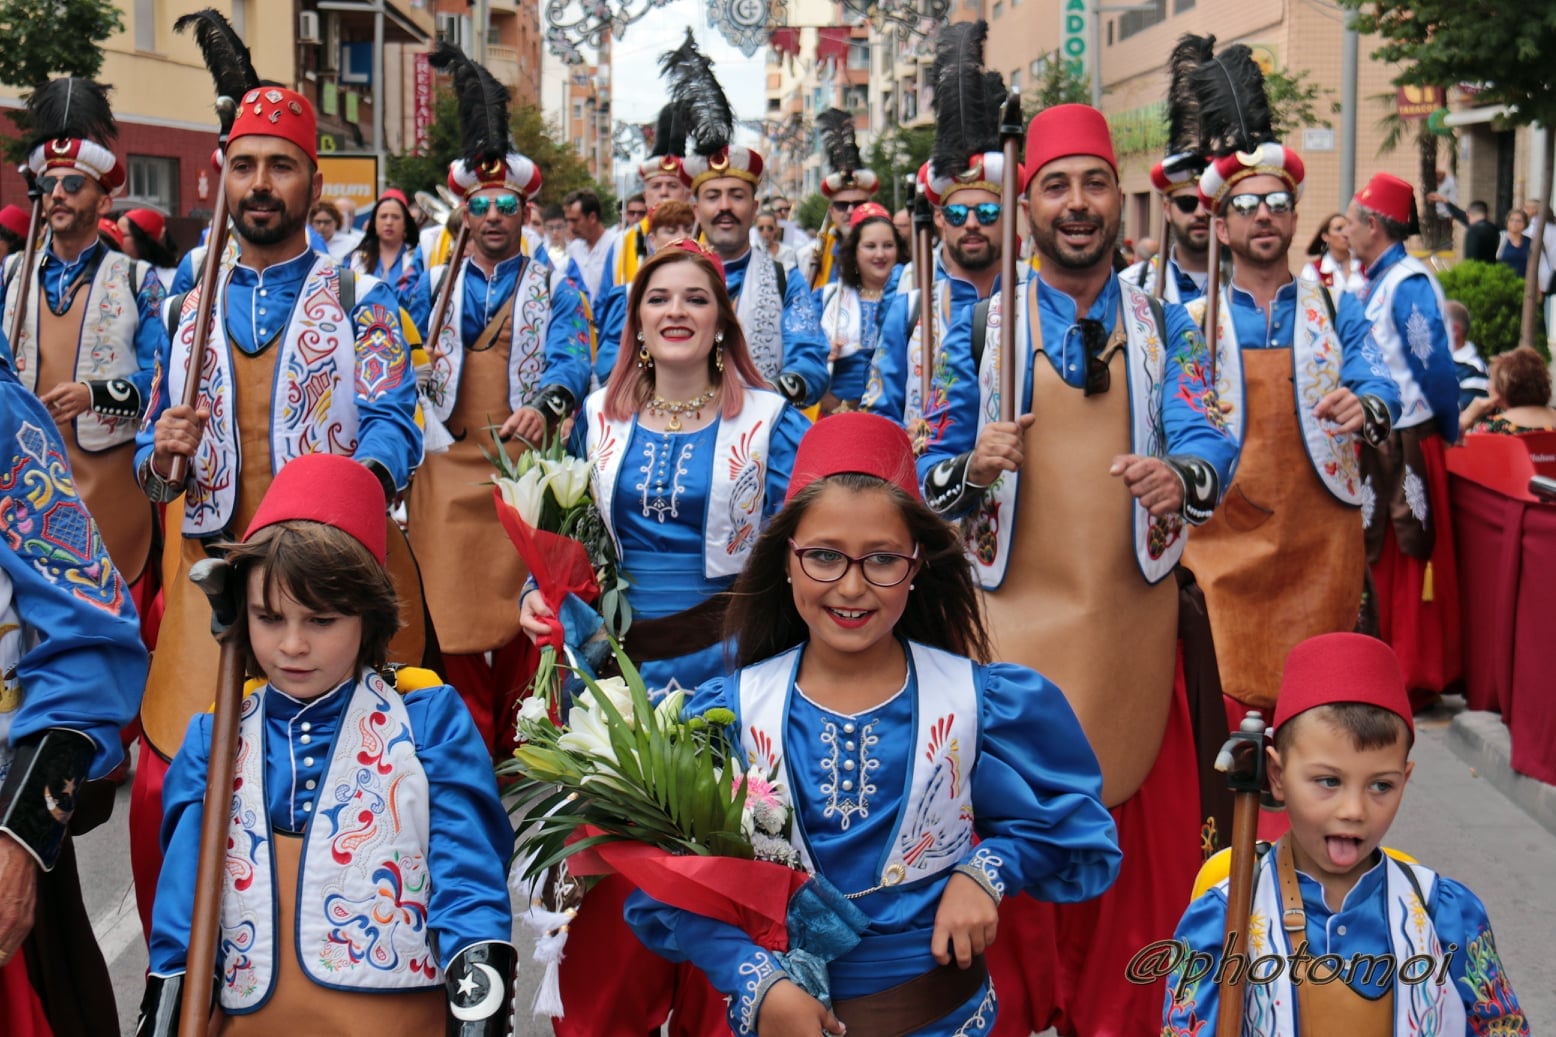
[947,236,998,272]
[235,197,304,247]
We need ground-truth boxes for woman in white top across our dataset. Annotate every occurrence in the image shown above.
[1300,211,1365,297]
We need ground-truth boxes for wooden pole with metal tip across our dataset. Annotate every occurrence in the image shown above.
[425,218,471,358]
[6,172,44,351]
[913,185,936,427]
[1204,215,1222,386]
[997,89,1024,425]
[1214,709,1268,1037]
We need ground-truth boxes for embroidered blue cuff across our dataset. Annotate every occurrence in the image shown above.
[732,948,790,1036]
[955,846,1007,906]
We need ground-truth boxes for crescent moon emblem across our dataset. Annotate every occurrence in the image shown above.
[450,961,504,1022]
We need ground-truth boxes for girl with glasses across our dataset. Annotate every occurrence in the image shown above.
[814,202,907,413]
[624,412,1121,1036]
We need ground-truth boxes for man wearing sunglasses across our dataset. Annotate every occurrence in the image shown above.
[0,77,167,623]
[406,105,592,755]
[1120,153,1213,303]
[135,83,426,938]
[1346,171,1464,708]
[917,103,1240,1037]
[802,112,881,291]
[1182,143,1400,730]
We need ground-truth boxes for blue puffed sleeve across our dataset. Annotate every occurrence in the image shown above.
[1335,291,1401,424]
[543,271,594,406]
[147,711,213,976]
[403,683,518,963]
[1391,271,1460,443]
[1429,875,1529,1035]
[1158,301,1239,491]
[958,663,1121,904]
[914,307,984,509]
[404,263,435,337]
[779,266,830,407]
[862,291,913,423]
[124,267,169,409]
[1161,883,1229,1035]
[0,361,146,777]
[593,282,629,385]
[169,251,198,297]
[763,402,811,519]
[348,277,423,492]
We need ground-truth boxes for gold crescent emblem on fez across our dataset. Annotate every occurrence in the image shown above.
[288,101,303,116]
[50,139,72,155]
[659,157,678,173]
[710,152,730,171]
[264,89,284,103]
[479,157,505,179]
[1236,150,1263,167]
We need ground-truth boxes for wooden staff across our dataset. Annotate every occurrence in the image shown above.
[1152,219,1173,301]
[1214,709,1268,1037]
[166,97,238,488]
[913,185,936,417]
[1204,215,1222,386]
[6,171,44,350]
[425,218,470,355]
[997,89,1024,425]
[178,557,247,1037]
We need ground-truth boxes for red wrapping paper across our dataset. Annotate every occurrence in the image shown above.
[493,486,600,652]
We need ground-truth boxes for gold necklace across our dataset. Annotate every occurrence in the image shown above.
[648,386,719,431]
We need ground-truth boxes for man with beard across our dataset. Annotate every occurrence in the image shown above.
[0,78,166,631]
[1120,161,1213,303]
[1182,146,1399,736]
[1347,172,1464,707]
[918,103,1239,1037]
[132,84,422,938]
[408,45,591,755]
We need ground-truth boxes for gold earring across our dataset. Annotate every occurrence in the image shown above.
[638,346,653,370]
[715,345,725,373]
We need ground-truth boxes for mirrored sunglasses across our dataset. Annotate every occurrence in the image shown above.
[1226,191,1294,217]
[468,193,521,217]
[942,202,1002,227]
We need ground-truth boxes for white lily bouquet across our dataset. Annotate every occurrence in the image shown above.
[500,647,867,1018]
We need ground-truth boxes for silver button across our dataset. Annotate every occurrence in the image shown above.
[258,308,267,315]
[303,801,312,812]
[1336,924,1347,936]
[842,722,855,734]
[300,734,311,744]
[300,722,311,732]
[841,780,854,791]
[304,757,315,767]
[259,328,269,336]
[843,759,856,771]
[844,741,855,751]
[305,779,317,790]
[259,289,268,297]
[1069,363,1078,372]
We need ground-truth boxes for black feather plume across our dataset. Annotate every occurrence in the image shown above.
[1166,34,1215,158]
[816,108,862,177]
[1190,43,1274,158]
[930,21,1002,182]
[174,9,261,102]
[429,42,513,167]
[660,29,732,157]
[25,78,117,152]
[648,103,687,160]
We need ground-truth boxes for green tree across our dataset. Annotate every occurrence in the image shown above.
[1264,67,1338,137]
[1336,0,1556,346]
[1024,52,1090,113]
[1437,260,1542,358]
[796,192,829,234]
[864,124,935,213]
[387,87,616,217]
[0,0,124,164]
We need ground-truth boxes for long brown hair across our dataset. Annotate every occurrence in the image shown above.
[723,473,991,669]
[838,214,907,289]
[601,246,768,421]
[219,521,402,680]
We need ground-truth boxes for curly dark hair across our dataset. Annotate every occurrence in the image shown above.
[217,521,402,681]
[723,473,990,669]
[837,214,907,289]
[1491,346,1553,409]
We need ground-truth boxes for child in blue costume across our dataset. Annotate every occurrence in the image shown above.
[1163,633,1528,1035]
[626,412,1122,1035]
[140,454,516,1037]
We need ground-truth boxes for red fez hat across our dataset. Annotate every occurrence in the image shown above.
[378,188,411,210]
[1021,104,1117,194]
[787,412,921,502]
[1355,171,1415,226]
[849,201,892,230]
[244,454,388,565]
[1272,633,1413,738]
[0,204,30,240]
[231,87,319,163]
[124,208,167,243]
[98,217,124,250]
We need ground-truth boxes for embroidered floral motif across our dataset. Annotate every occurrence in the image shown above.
[353,302,407,399]
[636,436,696,522]
[1405,304,1435,363]
[1361,475,1377,529]
[819,717,880,830]
[1461,928,1528,1035]
[735,949,784,1035]
[724,422,767,556]
[1404,465,1429,524]
[950,982,997,1035]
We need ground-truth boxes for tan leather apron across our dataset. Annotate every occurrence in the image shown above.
[1274,837,1394,1036]
[406,297,530,655]
[215,833,445,1036]
[141,343,428,758]
[1183,349,1364,710]
[981,313,1177,807]
[34,277,154,582]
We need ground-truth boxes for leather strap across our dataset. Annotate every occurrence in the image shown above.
[831,955,987,1037]
[1275,835,1308,936]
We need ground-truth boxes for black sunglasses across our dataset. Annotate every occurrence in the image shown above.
[40,174,87,196]
[942,202,1002,227]
[1073,319,1110,397]
[1226,190,1294,217]
[1170,194,1203,215]
[831,199,866,212]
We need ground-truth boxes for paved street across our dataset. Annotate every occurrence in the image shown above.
[84,696,1551,1035]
